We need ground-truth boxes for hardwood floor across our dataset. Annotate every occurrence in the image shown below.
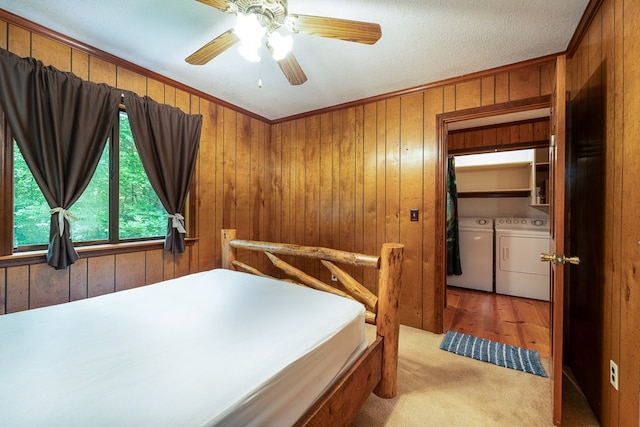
[444,286,551,358]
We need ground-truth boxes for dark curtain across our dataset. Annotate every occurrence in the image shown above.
[0,48,121,269]
[446,156,462,275]
[124,92,202,254]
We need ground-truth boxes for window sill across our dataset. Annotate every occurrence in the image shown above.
[0,238,198,268]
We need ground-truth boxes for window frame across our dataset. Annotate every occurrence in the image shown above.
[1,106,196,258]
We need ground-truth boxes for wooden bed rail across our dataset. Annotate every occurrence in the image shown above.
[221,229,404,400]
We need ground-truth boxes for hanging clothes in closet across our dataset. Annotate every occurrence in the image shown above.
[446,156,462,275]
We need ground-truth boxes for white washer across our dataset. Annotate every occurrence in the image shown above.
[447,217,494,292]
[494,217,550,301]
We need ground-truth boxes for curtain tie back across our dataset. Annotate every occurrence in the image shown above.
[169,213,186,234]
[50,207,78,237]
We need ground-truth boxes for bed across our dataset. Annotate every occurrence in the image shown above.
[0,229,403,426]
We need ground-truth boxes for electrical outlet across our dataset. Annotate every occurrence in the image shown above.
[610,360,619,390]
[331,275,338,282]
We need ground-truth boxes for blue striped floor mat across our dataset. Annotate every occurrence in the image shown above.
[440,331,547,377]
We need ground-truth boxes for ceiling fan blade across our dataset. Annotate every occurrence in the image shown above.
[186,29,239,65]
[287,14,382,45]
[195,0,230,12]
[275,53,308,86]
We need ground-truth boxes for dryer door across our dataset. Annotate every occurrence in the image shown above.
[498,235,550,276]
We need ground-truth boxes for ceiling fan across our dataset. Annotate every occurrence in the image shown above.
[186,0,382,86]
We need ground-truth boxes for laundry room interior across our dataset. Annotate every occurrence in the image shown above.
[444,110,552,356]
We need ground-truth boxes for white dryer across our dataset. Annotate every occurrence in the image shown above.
[446,217,494,292]
[494,217,550,301]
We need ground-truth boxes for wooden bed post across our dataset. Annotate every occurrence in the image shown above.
[373,242,404,398]
[221,229,237,269]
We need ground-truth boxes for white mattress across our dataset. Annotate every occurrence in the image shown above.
[0,268,367,426]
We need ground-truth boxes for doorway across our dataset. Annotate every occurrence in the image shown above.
[446,143,551,354]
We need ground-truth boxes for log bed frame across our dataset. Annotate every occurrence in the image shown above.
[221,229,404,426]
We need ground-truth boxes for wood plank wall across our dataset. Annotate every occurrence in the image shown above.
[0,12,556,333]
[269,60,556,330]
[567,0,640,424]
[447,118,550,154]
[0,17,270,314]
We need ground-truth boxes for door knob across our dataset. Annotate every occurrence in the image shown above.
[540,253,580,265]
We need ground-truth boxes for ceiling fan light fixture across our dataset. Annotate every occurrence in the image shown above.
[267,31,293,61]
[235,13,266,61]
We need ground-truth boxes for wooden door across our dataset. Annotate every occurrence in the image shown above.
[548,55,567,426]
[564,63,606,419]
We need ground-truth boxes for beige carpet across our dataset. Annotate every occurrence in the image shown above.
[353,324,554,427]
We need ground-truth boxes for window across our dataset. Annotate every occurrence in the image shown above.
[13,110,166,250]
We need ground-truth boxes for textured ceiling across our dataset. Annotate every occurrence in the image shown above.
[0,0,589,121]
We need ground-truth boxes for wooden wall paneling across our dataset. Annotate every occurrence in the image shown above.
[606,0,623,422]
[447,132,461,151]
[187,94,200,272]
[423,87,444,332]
[222,108,237,232]
[0,267,4,314]
[115,251,145,291]
[87,255,115,297]
[339,108,356,276]
[165,86,176,107]
[175,248,190,278]
[354,106,365,284]
[294,118,306,271]
[533,120,549,141]
[496,126,511,146]
[71,49,89,81]
[0,20,7,49]
[464,128,483,150]
[508,65,541,100]
[399,92,425,328]
[362,102,378,291]
[318,112,333,282]
[375,102,387,288]
[189,241,200,275]
[540,61,556,96]
[175,88,190,112]
[145,248,164,285]
[280,119,293,269]
[198,101,218,271]
[263,117,275,248]
[29,263,69,309]
[443,84,456,113]
[518,122,534,142]
[31,33,70,71]
[620,0,640,423]
[509,124,521,145]
[481,76,495,106]
[331,112,341,255]
[304,115,320,278]
[258,119,269,272]
[69,258,87,301]
[88,56,117,86]
[482,128,498,148]
[249,117,263,270]
[384,97,404,317]
[235,113,251,265]
[6,265,28,313]
[455,79,482,111]
[116,67,147,96]
[270,122,283,251]
[494,71,510,104]
[163,250,175,281]
[7,23,30,57]
[147,78,165,103]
